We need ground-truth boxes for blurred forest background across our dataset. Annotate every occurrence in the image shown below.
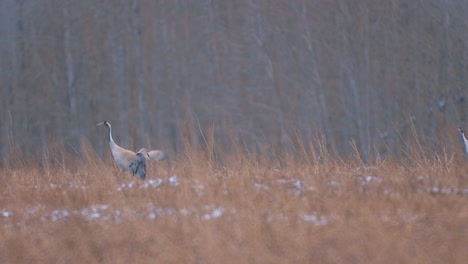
[0,0,466,165]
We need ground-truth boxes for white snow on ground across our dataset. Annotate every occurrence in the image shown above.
[117,178,164,191]
[430,187,468,195]
[79,204,109,220]
[2,176,467,227]
[328,180,339,187]
[168,176,179,186]
[276,178,304,196]
[362,175,382,184]
[301,213,329,226]
[202,207,224,220]
[148,212,157,220]
[50,209,70,222]
[141,179,164,189]
[254,183,269,190]
[2,210,12,218]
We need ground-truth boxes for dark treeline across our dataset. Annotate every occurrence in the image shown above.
[0,0,466,165]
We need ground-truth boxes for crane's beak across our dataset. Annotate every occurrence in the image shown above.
[96,122,104,126]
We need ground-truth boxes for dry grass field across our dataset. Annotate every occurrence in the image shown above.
[1,141,467,264]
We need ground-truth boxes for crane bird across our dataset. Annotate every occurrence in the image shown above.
[96,120,147,178]
[459,127,468,159]
[129,153,147,179]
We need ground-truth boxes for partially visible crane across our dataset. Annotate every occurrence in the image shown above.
[97,120,147,178]
[130,153,147,179]
[459,127,468,160]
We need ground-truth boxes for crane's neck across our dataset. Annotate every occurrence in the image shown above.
[106,123,117,145]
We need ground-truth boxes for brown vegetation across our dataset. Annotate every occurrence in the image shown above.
[1,139,466,263]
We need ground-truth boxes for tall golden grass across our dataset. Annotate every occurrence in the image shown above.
[0,135,467,264]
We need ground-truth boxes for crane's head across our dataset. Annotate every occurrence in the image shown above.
[96,120,111,127]
[459,127,464,134]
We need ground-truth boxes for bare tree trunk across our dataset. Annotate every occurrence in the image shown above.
[108,5,129,146]
[299,0,332,145]
[63,0,78,140]
[14,0,27,156]
[0,0,18,163]
[131,0,148,146]
[152,3,181,152]
[207,0,220,92]
[336,2,369,163]
[361,6,371,163]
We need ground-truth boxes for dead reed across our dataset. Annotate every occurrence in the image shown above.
[0,137,467,264]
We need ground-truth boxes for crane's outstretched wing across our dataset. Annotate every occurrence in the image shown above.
[137,148,168,162]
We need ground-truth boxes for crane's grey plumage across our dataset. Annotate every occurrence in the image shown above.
[459,127,468,160]
[129,153,147,179]
[97,120,147,178]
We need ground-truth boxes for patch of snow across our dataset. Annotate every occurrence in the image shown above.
[141,178,163,189]
[440,187,454,194]
[302,213,328,226]
[113,210,123,224]
[180,209,190,216]
[328,181,339,186]
[363,176,382,184]
[202,214,211,220]
[168,176,179,186]
[202,206,224,220]
[427,187,466,195]
[2,210,12,218]
[156,207,174,216]
[437,100,445,110]
[211,208,224,218]
[77,204,109,220]
[277,179,288,184]
[276,178,303,191]
[292,180,303,190]
[51,209,70,222]
[148,212,157,220]
[68,183,79,189]
[117,181,137,191]
[254,183,269,190]
[90,211,101,219]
